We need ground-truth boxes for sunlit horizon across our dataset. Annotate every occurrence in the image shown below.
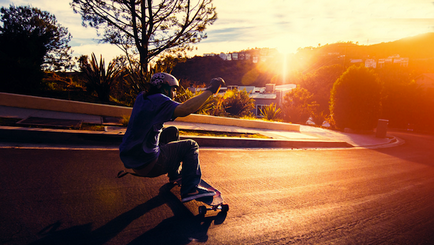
[2,0,434,61]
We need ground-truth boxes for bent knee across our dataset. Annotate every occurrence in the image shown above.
[186,139,198,148]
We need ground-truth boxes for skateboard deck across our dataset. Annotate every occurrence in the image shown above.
[173,179,229,215]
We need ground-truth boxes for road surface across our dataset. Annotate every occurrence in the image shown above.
[1,131,433,244]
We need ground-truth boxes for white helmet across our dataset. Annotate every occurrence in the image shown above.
[150,72,179,88]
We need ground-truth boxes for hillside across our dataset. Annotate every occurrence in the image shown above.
[172,32,434,86]
[368,32,434,59]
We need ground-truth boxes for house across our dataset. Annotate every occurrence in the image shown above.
[194,83,296,117]
[365,59,377,68]
[226,84,296,117]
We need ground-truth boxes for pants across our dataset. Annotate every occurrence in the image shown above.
[134,126,201,195]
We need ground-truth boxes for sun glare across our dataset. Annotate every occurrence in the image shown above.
[275,41,294,85]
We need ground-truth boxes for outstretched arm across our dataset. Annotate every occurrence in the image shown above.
[173,90,212,118]
[173,77,225,118]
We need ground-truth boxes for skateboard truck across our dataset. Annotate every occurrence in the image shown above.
[199,202,229,215]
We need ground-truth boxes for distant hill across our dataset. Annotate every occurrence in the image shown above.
[307,32,434,59]
[172,32,434,86]
[368,32,434,59]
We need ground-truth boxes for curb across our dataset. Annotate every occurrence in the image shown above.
[184,135,352,148]
[0,126,353,149]
[0,126,122,147]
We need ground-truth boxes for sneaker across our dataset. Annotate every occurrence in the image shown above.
[181,186,216,202]
[169,175,182,185]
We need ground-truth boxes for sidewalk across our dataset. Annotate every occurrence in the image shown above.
[0,105,400,149]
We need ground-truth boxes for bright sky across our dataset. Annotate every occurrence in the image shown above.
[1,0,434,61]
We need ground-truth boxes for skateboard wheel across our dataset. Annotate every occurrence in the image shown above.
[221,204,229,212]
[199,206,207,215]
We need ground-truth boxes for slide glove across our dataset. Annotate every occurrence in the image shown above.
[205,77,226,94]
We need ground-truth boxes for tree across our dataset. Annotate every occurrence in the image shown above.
[330,65,382,130]
[0,5,73,71]
[78,53,122,102]
[282,85,317,124]
[71,0,217,76]
[301,64,345,116]
[0,5,72,93]
[376,66,419,129]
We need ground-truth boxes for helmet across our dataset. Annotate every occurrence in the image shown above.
[150,72,179,88]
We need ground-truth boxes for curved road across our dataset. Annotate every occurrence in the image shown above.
[1,130,433,244]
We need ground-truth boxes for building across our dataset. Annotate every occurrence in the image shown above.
[378,55,408,68]
[365,59,377,68]
[225,84,296,117]
[393,57,409,67]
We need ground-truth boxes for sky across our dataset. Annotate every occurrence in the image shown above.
[1,0,434,62]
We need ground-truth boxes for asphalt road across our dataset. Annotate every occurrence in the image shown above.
[1,131,434,244]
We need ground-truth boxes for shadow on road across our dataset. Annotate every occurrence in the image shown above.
[375,131,434,167]
[29,183,226,245]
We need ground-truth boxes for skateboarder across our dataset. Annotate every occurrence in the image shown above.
[119,72,225,202]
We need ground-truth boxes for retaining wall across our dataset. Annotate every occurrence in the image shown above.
[0,92,300,132]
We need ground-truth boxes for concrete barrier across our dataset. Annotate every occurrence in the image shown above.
[176,114,300,132]
[0,92,300,132]
[0,92,132,118]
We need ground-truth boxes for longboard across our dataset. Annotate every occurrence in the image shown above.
[173,179,229,215]
[196,179,229,215]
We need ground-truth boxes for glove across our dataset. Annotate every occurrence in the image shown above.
[205,77,226,94]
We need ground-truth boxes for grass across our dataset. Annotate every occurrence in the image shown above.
[179,129,270,139]
[80,123,106,131]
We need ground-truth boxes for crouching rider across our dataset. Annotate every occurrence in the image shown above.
[119,72,225,202]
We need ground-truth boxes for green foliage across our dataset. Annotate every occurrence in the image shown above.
[0,5,72,93]
[260,103,281,121]
[174,85,194,103]
[282,86,318,124]
[71,0,217,73]
[171,49,283,87]
[116,55,185,106]
[121,115,130,127]
[311,111,329,127]
[174,86,227,117]
[0,5,73,71]
[415,89,434,132]
[330,65,382,130]
[78,53,122,102]
[173,86,223,116]
[222,89,255,117]
[300,64,345,117]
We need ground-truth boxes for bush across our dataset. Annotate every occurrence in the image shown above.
[282,86,317,124]
[260,103,281,121]
[330,65,382,130]
[222,89,255,117]
[78,53,121,102]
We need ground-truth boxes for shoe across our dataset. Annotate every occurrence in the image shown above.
[169,174,182,185]
[181,186,216,202]
[169,175,182,186]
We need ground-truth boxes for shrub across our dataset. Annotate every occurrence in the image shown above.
[260,103,281,121]
[330,65,382,130]
[78,53,121,102]
[282,86,318,124]
[222,89,255,117]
